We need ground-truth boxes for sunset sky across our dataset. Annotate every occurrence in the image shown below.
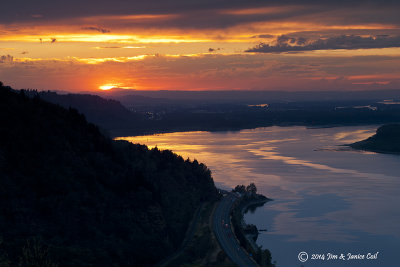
[1,0,400,92]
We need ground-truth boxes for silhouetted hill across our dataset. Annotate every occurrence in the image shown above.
[350,124,400,153]
[24,90,145,133]
[0,83,218,266]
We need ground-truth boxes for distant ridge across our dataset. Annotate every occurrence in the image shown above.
[23,89,145,133]
[93,88,400,104]
[14,85,400,137]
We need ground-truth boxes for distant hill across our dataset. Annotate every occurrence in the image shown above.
[16,87,400,138]
[113,94,173,106]
[95,88,400,104]
[0,82,218,266]
[350,124,400,153]
[23,90,145,134]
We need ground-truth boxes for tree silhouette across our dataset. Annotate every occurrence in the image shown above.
[246,182,257,195]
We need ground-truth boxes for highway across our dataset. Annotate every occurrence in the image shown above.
[213,193,258,267]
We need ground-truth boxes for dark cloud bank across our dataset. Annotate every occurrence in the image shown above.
[1,0,400,30]
[246,34,400,53]
[81,26,111,33]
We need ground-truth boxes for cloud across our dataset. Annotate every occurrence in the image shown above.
[246,34,400,53]
[208,48,221,52]
[96,46,122,49]
[82,26,111,33]
[0,55,13,63]
[94,46,145,49]
[1,1,399,31]
[3,53,400,92]
[251,34,274,38]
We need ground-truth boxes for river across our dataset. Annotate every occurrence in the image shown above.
[117,125,400,267]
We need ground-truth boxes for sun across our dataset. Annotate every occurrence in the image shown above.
[99,84,116,90]
[98,82,135,90]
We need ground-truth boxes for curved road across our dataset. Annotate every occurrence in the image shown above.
[213,193,258,267]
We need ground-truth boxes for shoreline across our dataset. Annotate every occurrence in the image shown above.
[347,144,400,155]
[111,122,386,138]
[230,192,275,267]
[240,198,271,252]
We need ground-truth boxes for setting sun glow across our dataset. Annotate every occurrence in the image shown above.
[1,1,400,92]
[99,85,116,90]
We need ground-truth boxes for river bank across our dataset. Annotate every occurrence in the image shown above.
[230,187,275,267]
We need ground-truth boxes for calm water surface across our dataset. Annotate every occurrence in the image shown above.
[117,126,400,267]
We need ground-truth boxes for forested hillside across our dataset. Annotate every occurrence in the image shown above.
[350,124,400,153]
[26,90,144,133]
[0,82,218,266]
